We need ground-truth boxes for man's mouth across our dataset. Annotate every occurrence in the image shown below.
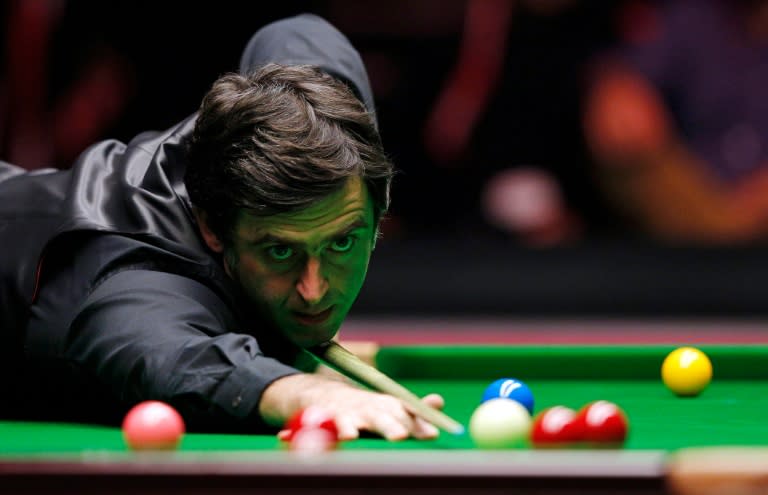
[292,307,334,326]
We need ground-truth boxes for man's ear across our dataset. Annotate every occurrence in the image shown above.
[194,208,225,253]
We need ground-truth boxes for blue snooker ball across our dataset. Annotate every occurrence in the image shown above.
[481,378,534,415]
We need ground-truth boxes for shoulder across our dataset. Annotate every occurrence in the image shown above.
[124,114,198,159]
[62,115,201,242]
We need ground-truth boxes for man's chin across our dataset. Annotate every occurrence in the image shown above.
[283,322,340,349]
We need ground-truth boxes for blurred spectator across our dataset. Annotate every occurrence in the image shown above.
[0,2,319,171]
[423,0,514,166]
[422,1,585,245]
[0,0,134,170]
[584,0,768,243]
[411,0,617,244]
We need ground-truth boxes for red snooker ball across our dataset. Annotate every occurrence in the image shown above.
[575,401,629,446]
[284,406,339,442]
[122,401,185,450]
[288,427,338,455]
[531,406,584,447]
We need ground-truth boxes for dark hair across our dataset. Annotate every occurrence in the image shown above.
[185,64,394,244]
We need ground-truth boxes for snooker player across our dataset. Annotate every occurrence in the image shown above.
[0,14,442,441]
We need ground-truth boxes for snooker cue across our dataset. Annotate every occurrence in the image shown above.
[308,340,465,435]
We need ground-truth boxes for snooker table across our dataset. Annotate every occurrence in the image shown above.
[2,338,768,495]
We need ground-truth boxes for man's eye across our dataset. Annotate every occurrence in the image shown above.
[330,236,355,253]
[267,245,294,261]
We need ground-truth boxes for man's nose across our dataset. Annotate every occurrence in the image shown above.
[296,257,328,305]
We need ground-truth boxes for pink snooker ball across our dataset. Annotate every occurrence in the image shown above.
[122,401,185,450]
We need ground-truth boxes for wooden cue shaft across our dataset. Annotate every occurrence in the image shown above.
[308,341,465,435]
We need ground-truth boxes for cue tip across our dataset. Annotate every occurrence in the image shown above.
[448,424,466,436]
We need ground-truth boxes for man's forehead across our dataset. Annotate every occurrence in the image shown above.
[237,177,373,240]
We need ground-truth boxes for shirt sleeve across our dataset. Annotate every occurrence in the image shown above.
[66,268,300,430]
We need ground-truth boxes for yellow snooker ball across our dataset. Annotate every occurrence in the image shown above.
[661,347,713,396]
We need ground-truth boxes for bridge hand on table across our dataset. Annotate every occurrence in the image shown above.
[264,373,444,441]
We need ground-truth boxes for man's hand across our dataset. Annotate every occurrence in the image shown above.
[259,373,444,441]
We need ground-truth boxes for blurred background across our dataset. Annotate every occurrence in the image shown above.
[3,0,768,319]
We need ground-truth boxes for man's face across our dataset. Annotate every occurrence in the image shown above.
[222,177,376,348]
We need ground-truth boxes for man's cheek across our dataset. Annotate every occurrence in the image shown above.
[258,277,293,302]
[348,258,370,292]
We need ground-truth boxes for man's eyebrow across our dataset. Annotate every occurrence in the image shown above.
[251,218,370,245]
[333,218,370,237]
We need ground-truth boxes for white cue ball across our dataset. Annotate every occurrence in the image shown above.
[469,398,532,449]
